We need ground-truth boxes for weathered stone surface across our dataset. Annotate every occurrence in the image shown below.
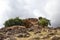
[29,37,40,40]
[0,18,60,40]
[51,35,60,40]
[4,38,10,40]
[4,37,17,40]
[15,32,30,38]
[0,34,5,40]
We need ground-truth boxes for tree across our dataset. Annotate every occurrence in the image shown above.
[4,17,25,27]
[38,17,51,27]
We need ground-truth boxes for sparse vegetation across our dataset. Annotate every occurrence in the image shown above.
[38,17,51,27]
[0,17,60,40]
[4,17,51,28]
[4,17,25,27]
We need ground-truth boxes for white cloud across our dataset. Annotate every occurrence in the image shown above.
[33,9,46,18]
[0,0,9,28]
[44,0,60,27]
[0,0,60,28]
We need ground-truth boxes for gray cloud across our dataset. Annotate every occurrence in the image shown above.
[0,0,60,28]
[6,0,36,18]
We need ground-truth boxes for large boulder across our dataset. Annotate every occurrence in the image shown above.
[6,26,27,33]
[23,18,38,28]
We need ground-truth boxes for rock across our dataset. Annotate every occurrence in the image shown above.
[9,37,17,40]
[27,26,34,32]
[34,29,41,34]
[6,31,14,36]
[0,34,5,40]
[40,35,50,39]
[51,35,60,40]
[23,18,38,28]
[29,37,40,40]
[4,37,17,40]
[4,38,10,40]
[15,32,30,38]
[19,27,27,33]
[5,26,27,35]
[48,32,55,35]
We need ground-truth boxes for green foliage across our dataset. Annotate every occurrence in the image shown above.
[39,17,42,20]
[4,17,24,27]
[38,17,51,27]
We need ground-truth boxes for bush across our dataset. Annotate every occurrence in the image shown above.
[38,17,51,27]
[4,17,25,27]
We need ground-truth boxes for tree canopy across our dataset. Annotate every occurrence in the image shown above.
[38,17,51,27]
[4,17,25,27]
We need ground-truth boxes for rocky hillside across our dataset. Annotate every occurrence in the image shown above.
[0,18,60,40]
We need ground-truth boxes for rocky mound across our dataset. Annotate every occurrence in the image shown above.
[0,26,31,40]
[0,26,60,40]
[0,18,60,40]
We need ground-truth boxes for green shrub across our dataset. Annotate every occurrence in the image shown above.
[38,17,51,27]
[4,17,25,27]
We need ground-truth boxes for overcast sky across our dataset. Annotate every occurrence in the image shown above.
[0,0,60,28]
